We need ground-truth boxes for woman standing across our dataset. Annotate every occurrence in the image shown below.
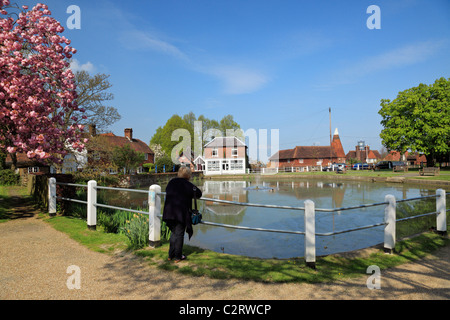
[162,167,202,262]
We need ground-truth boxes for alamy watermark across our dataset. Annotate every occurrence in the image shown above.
[366,265,381,290]
[66,5,81,30]
[170,121,279,172]
[66,265,81,290]
[366,5,381,30]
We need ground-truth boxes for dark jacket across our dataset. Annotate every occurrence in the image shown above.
[162,177,202,239]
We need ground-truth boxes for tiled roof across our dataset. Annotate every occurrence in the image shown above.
[98,133,154,154]
[269,146,337,161]
[204,137,246,148]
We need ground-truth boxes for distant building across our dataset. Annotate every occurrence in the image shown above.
[268,128,346,171]
[203,136,247,175]
[63,126,154,174]
[345,141,381,164]
[383,151,427,166]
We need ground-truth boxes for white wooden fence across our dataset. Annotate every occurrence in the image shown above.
[48,177,448,268]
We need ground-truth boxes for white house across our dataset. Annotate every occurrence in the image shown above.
[203,137,247,175]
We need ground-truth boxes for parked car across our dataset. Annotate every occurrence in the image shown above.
[375,161,406,170]
[352,163,369,170]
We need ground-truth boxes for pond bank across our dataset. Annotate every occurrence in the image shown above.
[205,172,450,187]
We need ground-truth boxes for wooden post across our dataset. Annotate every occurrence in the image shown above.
[149,184,161,247]
[48,177,56,216]
[87,180,97,230]
[304,200,316,269]
[384,194,396,253]
[436,189,447,235]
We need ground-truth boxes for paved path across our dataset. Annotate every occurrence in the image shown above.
[0,198,449,300]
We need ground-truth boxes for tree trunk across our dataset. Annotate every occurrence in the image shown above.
[425,153,435,167]
[10,152,17,171]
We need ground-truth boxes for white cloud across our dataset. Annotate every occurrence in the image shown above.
[70,59,95,73]
[319,40,446,88]
[348,40,445,76]
[120,30,189,62]
[209,66,270,95]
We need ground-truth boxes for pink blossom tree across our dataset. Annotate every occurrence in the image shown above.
[0,1,85,169]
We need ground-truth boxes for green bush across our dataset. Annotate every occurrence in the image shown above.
[143,163,155,173]
[0,169,20,186]
[154,155,179,173]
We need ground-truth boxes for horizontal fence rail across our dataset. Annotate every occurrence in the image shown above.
[48,177,448,268]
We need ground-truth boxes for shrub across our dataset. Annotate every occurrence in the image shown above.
[154,155,178,173]
[0,169,20,185]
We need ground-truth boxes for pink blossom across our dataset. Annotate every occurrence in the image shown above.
[0,3,85,165]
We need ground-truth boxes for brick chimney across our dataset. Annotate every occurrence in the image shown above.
[124,128,133,141]
[89,124,97,137]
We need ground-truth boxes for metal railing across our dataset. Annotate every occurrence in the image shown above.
[48,178,448,268]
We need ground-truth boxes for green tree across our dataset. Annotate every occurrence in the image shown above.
[155,155,177,173]
[150,115,191,157]
[150,112,244,160]
[379,77,450,167]
[112,145,145,174]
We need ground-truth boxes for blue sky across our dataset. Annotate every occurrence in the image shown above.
[23,0,450,162]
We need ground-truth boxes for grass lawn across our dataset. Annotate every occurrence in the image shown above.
[275,168,450,181]
[45,214,450,284]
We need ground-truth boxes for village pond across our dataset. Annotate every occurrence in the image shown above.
[98,178,442,259]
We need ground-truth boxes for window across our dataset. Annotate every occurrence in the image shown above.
[28,167,39,173]
[231,148,238,156]
[230,160,243,170]
[299,159,304,163]
[212,148,218,157]
[145,154,148,161]
[207,161,220,171]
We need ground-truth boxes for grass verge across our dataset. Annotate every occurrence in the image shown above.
[46,216,129,254]
[45,215,449,284]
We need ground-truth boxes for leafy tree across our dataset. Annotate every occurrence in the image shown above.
[112,144,145,174]
[150,114,191,157]
[219,114,241,136]
[154,155,177,173]
[70,71,121,133]
[379,77,450,167]
[150,112,244,161]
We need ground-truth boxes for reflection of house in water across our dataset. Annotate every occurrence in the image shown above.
[266,180,346,208]
[202,181,248,215]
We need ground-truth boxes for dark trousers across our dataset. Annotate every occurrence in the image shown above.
[168,222,185,260]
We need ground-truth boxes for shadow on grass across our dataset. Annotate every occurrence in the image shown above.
[133,232,449,285]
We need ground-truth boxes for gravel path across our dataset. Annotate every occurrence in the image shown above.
[0,198,449,300]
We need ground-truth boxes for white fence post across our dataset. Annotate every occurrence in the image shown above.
[149,184,161,247]
[87,180,97,230]
[48,177,56,216]
[304,200,316,269]
[384,194,396,253]
[436,189,447,235]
